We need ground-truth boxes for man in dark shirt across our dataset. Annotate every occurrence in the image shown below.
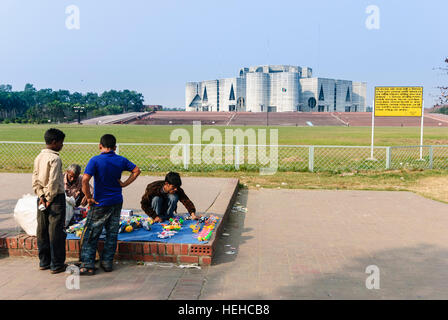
[141,172,199,223]
[79,134,141,275]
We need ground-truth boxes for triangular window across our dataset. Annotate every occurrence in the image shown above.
[203,87,208,101]
[346,87,351,102]
[229,84,235,101]
[319,85,325,101]
[189,94,202,107]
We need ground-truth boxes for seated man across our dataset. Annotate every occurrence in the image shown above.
[64,164,92,207]
[141,172,199,223]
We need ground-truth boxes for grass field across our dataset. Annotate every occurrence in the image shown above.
[1,124,448,146]
[1,124,448,203]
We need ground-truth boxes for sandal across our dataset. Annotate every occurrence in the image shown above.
[79,267,95,276]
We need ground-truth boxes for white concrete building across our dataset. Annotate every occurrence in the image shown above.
[186,65,366,112]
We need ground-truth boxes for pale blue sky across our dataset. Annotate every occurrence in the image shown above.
[0,0,446,108]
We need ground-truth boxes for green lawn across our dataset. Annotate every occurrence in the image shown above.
[1,124,448,173]
[1,124,448,146]
[1,124,448,203]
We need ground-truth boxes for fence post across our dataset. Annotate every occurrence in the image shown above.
[386,147,391,169]
[116,143,120,155]
[308,146,314,172]
[183,144,189,170]
[429,145,433,169]
[235,145,240,170]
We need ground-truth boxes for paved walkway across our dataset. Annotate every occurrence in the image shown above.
[2,173,448,299]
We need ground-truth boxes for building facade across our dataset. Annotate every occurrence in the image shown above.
[186,65,366,112]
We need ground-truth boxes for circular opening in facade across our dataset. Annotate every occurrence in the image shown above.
[308,97,317,109]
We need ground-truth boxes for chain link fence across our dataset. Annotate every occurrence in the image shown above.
[1,141,448,173]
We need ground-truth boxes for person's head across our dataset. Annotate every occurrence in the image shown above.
[44,128,65,151]
[99,134,117,152]
[164,171,182,194]
[66,164,81,183]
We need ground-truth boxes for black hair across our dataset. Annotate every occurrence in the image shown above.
[44,128,65,145]
[165,171,182,187]
[100,134,116,149]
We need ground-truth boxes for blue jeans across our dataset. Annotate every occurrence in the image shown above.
[80,202,122,269]
[152,194,178,221]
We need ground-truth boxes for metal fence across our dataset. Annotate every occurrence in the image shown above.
[1,141,448,173]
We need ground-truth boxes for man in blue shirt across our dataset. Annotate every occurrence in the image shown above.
[80,134,141,275]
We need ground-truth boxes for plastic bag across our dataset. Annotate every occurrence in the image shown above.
[65,196,76,227]
[13,194,38,236]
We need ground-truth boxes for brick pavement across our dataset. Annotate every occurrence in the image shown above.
[2,186,448,299]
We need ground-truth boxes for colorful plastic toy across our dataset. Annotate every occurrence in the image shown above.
[197,225,214,241]
[66,217,87,234]
[190,222,200,233]
[162,216,184,231]
[157,230,177,239]
[142,219,152,231]
[195,215,220,241]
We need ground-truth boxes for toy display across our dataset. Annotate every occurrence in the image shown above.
[197,225,214,241]
[118,215,154,233]
[66,211,220,243]
[66,217,87,237]
[162,217,184,231]
[71,207,88,224]
[196,215,220,241]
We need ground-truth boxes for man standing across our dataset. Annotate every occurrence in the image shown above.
[79,134,141,275]
[140,172,199,223]
[32,128,67,274]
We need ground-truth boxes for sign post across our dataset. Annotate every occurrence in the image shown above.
[369,99,375,160]
[420,99,424,159]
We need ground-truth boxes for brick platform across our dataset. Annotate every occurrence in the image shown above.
[0,178,239,266]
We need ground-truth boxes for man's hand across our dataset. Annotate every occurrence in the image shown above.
[86,197,99,206]
[82,174,97,206]
[38,197,50,208]
[190,212,201,220]
[153,216,162,223]
[118,166,141,189]
[39,196,51,208]
[118,180,127,188]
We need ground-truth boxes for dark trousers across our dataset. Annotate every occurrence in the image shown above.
[36,193,66,270]
[80,202,122,269]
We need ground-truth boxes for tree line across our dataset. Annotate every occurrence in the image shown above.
[0,83,145,123]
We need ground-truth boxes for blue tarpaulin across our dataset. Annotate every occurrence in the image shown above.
[66,219,211,244]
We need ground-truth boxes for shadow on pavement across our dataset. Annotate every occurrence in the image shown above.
[211,188,252,266]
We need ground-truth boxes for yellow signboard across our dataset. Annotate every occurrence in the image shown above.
[374,87,423,117]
